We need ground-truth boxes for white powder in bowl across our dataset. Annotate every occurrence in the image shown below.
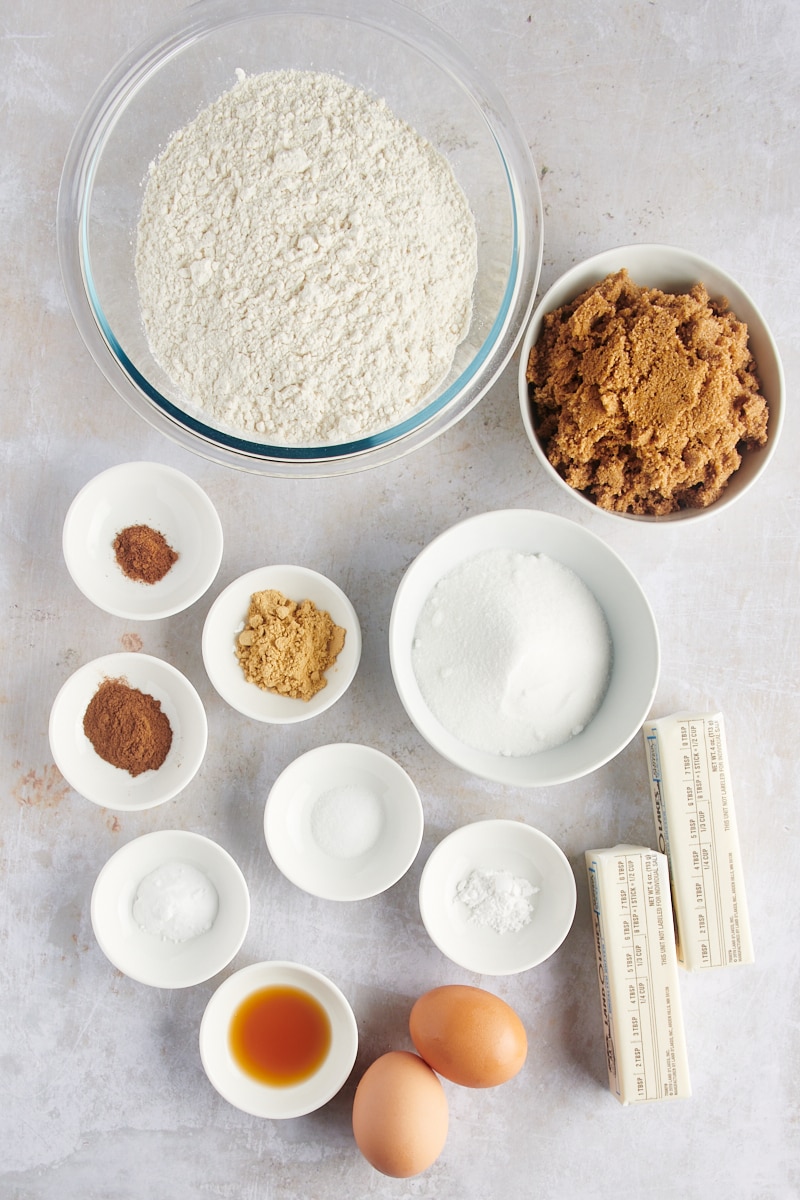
[132,860,219,943]
[456,867,539,934]
[411,548,612,757]
[135,69,478,446]
[310,784,384,859]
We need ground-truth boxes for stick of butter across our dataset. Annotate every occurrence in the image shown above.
[643,712,754,971]
[585,845,691,1105]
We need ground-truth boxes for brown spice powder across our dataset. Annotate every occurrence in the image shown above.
[83,677,173,776]
[235,588,346,701]
[114,524,179,584]
[526,269,769,515]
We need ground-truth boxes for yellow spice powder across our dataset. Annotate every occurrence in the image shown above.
[235,588,346,701]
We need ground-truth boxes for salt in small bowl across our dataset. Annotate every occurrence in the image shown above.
[264,743,424,901]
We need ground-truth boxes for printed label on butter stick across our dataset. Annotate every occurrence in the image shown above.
[643,712,754,971]
[585,845,691,1105]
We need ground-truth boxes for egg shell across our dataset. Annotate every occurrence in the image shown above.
[351,1050,448,1178]
[409,984,527,1088]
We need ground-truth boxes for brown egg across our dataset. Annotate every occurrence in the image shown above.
[409,984,527,1088]
[351,1050,448,1177]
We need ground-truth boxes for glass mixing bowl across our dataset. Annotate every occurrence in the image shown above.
[58,0,543,477]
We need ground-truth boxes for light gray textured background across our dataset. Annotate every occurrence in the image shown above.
[2,1,798,1197]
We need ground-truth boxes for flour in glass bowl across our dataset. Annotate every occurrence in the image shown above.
[134,69,479,446]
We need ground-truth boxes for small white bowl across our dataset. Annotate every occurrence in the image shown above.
[62,461,223,618]
[389,509,659,787]
[264,743,424,901]
[91,830,250,988]
[202,566,362,723]
[49,652,207,810]
[199,960,358,1118]
[518,243,785,523]
[419,819,577,975]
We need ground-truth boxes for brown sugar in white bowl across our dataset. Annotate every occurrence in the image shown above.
[518,243,784,523]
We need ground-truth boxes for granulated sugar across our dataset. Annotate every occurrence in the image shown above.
[135,69,477,446]
[411,548,611,757]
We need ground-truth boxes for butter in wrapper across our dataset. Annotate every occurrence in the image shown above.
[585,845,691,1105]
[643,712,754,971]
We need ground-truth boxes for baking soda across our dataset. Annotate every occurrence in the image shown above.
[412,548,611,757]
[132,860,219,943]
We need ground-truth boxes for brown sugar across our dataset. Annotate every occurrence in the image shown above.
[235,588,346,701]
[526,269,769,515]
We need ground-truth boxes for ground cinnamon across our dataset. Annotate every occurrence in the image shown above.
[83,677,173,776]
[113,524,178,584]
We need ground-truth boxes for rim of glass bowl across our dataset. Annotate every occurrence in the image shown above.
[57,0,543,478]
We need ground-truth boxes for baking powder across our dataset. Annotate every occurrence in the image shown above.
[412,549,611,757]
[456,868,539,934]
[135,69,477,445]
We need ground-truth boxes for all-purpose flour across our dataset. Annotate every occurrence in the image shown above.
[135,69,478,445]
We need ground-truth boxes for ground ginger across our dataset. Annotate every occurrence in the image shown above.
[526,269,769,515]
[235,588,346,701]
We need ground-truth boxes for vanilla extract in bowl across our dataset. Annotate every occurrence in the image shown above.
[229,985,332,1086]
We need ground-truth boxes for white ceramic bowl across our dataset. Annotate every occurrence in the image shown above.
[57,0,542,477]
[62,461,223,619]
[199,960,358,1118]
[389,509,659,787]
[202,566,361,723]
[518,243,784,523]
[419,819,577,975]
[49,652,207,810]
[264,743,424,901]
[91,830,250,988]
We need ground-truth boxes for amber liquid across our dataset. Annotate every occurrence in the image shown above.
[229,985,332,1086]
